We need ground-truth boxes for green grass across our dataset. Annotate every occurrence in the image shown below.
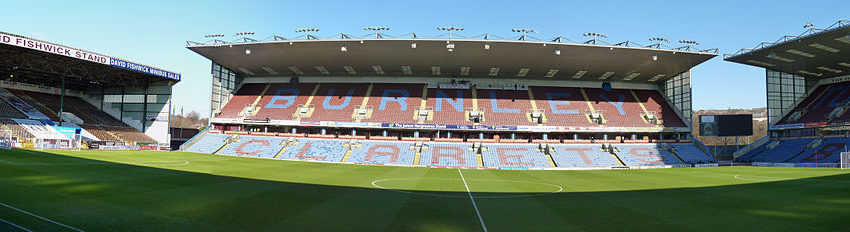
[0,149,848,231]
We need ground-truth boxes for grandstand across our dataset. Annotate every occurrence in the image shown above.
[0,31,178,149]
[726,20,850,166]
[180,27,720,168]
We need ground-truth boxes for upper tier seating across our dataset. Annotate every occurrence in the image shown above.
[217,83,267,118]
[476,89,537,126]
[481,144,551,167]
[217,83,688,128]
[615,144,683,166]
[427,88,474,125]
[778,82,850,124]
[583,88,648,127]
[549,144,622,167]
[633,90,687,127]
[277,138,349,162]
[249,83,317,121]
[530,87,596,127]
[347,140,417,165]
[361,84,425,124]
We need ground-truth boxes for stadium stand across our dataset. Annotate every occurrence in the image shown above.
[427,88,474,125]
[216,84,690,129]
[346,140,417,165]
[277,138,349,162]
[583,88,648,127]
[787,137,848,163]
[615,144,683,166]
[549,144,623,167]
[670,143,717,164]
[218,136,287,158]
[183,133,228,154]
[477,89,537,126]
[778,82,850,124]
[361,84,425,124]
[418,143,477,167]
[481,144,551,167]
[738,138,816,163]
[530,86,596,127]
[0,99,26,119]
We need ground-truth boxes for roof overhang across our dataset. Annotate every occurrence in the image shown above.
[188,39,716,83]
[725,22,850,79]
[0,31,181,88]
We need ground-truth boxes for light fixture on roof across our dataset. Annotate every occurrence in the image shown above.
[340,45,348,52]
[544,69,559,78]
[512,28,537,41]
[431,66,441,75]
[343,66,357,75]
[554,49,561,55]
[484,44,490,50]
[363,26,390,39]
[517,68,530,77]
[437,26,464,40]
[652,55,657,61]
[288,66,303,75]
[598,72,614,80]
[245,49,251,55]
[803,22,814,28]
[295,28,319,40]
[583,32,608,45]
[572,70,587,79]
[315,66,330,74]
[411,42,417,49]
[446,43,455,52]
[372,65,385,75]
[809,43,840,53]
[460,66,471,76]
[234,32,255,37]
[489,67,500,76]
[204,34,225,38]
[401,65,412,75]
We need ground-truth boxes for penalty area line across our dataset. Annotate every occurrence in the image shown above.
[457,169,487,232]
[0,218,32,232]
[0,202,84,232]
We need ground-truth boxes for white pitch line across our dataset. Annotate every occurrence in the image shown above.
[0,218,33,232]
[0,202,84,232]
[457,169,487,232]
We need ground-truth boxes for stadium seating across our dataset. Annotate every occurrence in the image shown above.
[361,84,425,124]
[0,99,26,119]
[787,137,848,163]
[615,144,683,166]
[549,144,622,167]
[778,82,850,124]
[741,138,815,163]
[215,83,688,129]
[530,86,596,127]
[583,88,648,127]
[633,90,687,127]
[277,138,349,162]
[304,83,370,122]
[481,144,551,167]
[346,140,417,165]
[427,88,474,125]
[183,133,228,153]
[670,143,717,164]
[250,83,317,121]
[477,89,537,126]
[418,143,477,167]
[218,136,286,158]
[217,83,267,118]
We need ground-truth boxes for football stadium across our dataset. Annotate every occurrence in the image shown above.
[1,13,850,231]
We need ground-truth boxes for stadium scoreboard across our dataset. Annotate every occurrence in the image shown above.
[699,114,753,136]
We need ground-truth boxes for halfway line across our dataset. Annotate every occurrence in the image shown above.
[457,169,487,232]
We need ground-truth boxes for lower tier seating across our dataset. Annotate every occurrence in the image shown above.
[184,134,714,168]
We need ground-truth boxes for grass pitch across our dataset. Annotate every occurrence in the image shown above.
[0,149,848,231]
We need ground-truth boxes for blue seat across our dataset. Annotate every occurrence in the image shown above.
[347,140,417,165]
[481,144,550,167]
[184,134,228,154]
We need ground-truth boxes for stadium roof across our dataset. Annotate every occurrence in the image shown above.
[0,31,180,89]
[187,33,717,83]
[725,20,850,79]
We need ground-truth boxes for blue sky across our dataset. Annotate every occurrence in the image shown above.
[1,0,847,116]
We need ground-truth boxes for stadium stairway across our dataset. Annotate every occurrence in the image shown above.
[610,149,627,166]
